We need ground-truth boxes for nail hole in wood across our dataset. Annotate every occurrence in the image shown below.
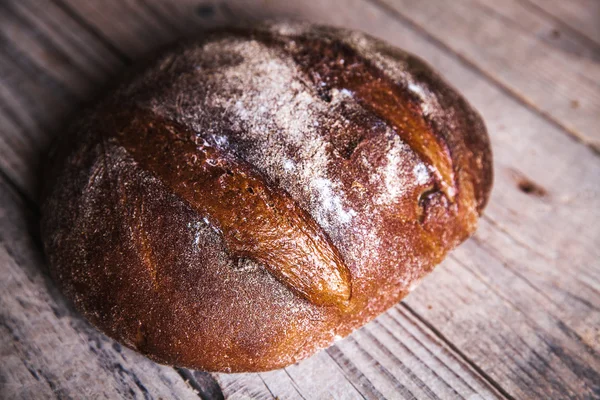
[517,178,547,197]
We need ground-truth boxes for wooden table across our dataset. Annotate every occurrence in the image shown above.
[1,0,598,399]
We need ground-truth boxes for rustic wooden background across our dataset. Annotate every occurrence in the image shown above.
[1,0,599,399]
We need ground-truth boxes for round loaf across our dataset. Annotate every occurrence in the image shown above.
[41,22,493,372]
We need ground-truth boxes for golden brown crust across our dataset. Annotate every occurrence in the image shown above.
[40,22,492,372]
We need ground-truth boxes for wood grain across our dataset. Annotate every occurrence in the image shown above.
[215,303,503,399]
[477,0,600,62]
[0,0,122,199]
[523,0,600,45]
[0,0,598,399]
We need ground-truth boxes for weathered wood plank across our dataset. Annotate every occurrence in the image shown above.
[0,1,95,99]
[218,311,506,400]
[0,0,599,398]
[0,177,202,399]
[372,0,600,152]
[0,0,124,199]
[523,0,600,45]
[477,0,600,62]
[215,303,506,400]
[55,0,180,57]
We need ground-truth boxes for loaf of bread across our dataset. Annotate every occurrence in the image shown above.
[41,22,492,372]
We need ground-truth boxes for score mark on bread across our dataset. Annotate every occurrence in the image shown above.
[115,111,352,307]
[286,35,456,202]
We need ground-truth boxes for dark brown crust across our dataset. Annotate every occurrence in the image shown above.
[40,22,493,372]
